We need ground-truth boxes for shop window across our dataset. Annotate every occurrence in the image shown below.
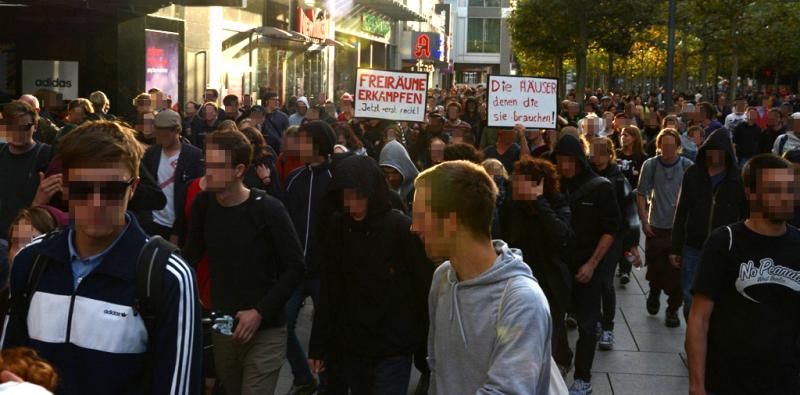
[462,71,480,85]
[467,18,500,53]
[468,0,500,7]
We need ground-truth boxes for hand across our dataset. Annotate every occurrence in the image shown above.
[575,262,596,284]
[32,172,63,206]
[232,309,262,344]
[642,222,656,238]
[308,359,326,374]
[513,123,526,140]
[669,254,682,269]
[631,249,643,268]
[255,164,271,185]
[530,179,544,200]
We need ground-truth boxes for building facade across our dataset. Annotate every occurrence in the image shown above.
[446,0,500,86]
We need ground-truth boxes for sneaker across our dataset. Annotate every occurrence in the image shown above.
[598,330,614,350]
[620,272,630,285]
[288,379,318,395]
[665,309,680,328]
[569,378,593,395]
[565,313,577,330]
[646,290,661,315]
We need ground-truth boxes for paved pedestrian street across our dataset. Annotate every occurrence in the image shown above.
[277,244,690,395]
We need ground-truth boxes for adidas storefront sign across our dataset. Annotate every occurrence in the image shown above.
[22,60,79,99]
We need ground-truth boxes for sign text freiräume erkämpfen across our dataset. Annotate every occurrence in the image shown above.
[355,69,428,123]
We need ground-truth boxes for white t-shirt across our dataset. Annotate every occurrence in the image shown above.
[724,112,747,130]
[153,150,180,228]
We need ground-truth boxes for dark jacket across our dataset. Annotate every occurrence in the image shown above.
[190,117,221,151]
[262,110,290,153]
[500,192,574,311]
[671,130,748,254]
[142,143,205,241]
[308,155,433,359]
[2,215,202,395]
[244,156,283,200]
[595,163,632,232]
[732,122,762,159]
[283,162,333,277]
[552,135,621,268]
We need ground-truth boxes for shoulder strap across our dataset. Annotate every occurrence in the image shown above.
[778,134,789,154]
[15,254,50,320]
[135,235,180,335]
[726,225,733,252]
[568,176,611,204]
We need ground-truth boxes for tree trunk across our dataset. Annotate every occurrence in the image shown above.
[729,51,739,102]
[608,52,614,92]
[679,38,689,93]
[555,54,565,99]
[576,22,588,110]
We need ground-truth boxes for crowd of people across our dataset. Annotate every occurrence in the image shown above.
[0,82,798,395]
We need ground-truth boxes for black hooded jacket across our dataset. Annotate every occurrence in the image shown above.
[671,129,748,254]
[309,155,433,359]
[552,135,622,267]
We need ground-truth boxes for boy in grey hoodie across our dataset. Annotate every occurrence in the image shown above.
[411,160,554,394]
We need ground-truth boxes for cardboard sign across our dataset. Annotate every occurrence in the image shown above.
[22,60,79,100]
[355,69,428,122]
[487,75,558,129]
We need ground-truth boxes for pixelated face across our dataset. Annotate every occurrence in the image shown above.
[689,129,704,146]
[0,114,35,147]
[748,168,795,222]
[342,188,368,221]
[659,135,678,158]
[225,104,238,117]
[66,165,138,239]
[204,105,217,122]
[567,102,579,116]
[9,217,42,262]
[427,117,443,132]
[306,108,320,121]
[511,174,541,201]
[450,129,465,145]
[69,106,86,125]
[767,111,781,127]
[136,98,152,113]
[296,101,308,115]
[185,102,197,118]
[735,100,746,113]
[705,149,725,168]
[205,147,242,191]
[297,133,315,160]
[204,90,217,102]
[250,111,265,125]
[410,184,451,260]
[590,139,610,167]
[586,118,601,134]
[447,106,459,120]
[546,129,557,144]
[382,166,403,190]
[154,126,178,147]
[747,108,759,124]
[792,118,800,132]
[525,129,542,141]
[556,155,577,179]
[603,112,614,126]
[140,113,155,138]
[341,101,352,112]
[429,139,445,165]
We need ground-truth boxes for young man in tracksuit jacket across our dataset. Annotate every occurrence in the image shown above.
[2,121,202,395]
[282,121,336,393]
[670,129,747,321]
[308,154,433,394]
[551,135,621,395]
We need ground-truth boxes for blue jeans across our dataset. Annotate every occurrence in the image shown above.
[681,246,702,320]
[344,354,412,395]
[286,278,320,386]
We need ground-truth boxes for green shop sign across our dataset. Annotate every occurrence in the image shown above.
[361,14,390,37]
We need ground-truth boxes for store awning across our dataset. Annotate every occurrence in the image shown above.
[252,26,338,51]
[357,0,425,22]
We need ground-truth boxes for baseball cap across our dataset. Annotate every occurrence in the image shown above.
[341,92,353,102]
[154,109,181,129]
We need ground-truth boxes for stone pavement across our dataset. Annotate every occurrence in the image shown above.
[276,249,689,395]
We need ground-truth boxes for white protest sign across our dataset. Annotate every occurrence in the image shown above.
[487,75,558,129]
[355,68,428,122]
[22,60,79,100]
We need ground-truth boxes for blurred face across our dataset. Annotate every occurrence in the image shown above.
[567,103,579,116]
[250,111,265,125]
[297,133,316,160]
[204,105,217,122]
[3,114,35,148]
[410,184,451,261]
[590,139,610,167]
[747,109,758,124]
[306,108,320,121]
[341,101,353,114]
[447,106,459,121]
[705,149,725,168]
[266,97,280,112]
[9,217,42,262]
[204,90,217,102]
[205,147,244,191]
[185,103,197,118]
[154,126,179,147]
[659,135,678,159]
[734,100,746,113]
[613,117,629,131]
[225,102,238,117]
[646,113,659,128]
[427,118,443,133]
[137,98,152,114]
[66,165,138,240]
[603,113,614,128]
[382,166,403,190]
[525,129,542,142]
[497,129,514,145]
[69,107,86,125]
[429,138,445,165]
[342,188,368,222]
[511,174,540,201]
[556,155,577,179]
[748,168,795,222]
[296,102,308,116]
[768,112,781,128]
[140,113,155,139]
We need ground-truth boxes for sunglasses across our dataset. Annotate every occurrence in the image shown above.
[68,178,135,201]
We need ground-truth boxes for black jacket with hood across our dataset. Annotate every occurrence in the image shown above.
[308,155,433,359]
[552,135,622,268]
[671,129,748,254]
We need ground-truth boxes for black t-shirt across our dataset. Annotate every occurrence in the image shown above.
[615,150,646,188]
[483,143,521,175]
[0,143,53,240]
[693,221,800,394]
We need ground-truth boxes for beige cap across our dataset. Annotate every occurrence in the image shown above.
[154,109,181,129]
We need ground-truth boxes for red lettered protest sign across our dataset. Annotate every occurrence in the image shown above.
[355,68,428,122]
[487,75,558,129]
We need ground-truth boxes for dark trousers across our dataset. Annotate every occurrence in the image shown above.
[645,227,682,311]
[344,354,412,395]
[286,278,320,385]
[601,237,623,331]
[554,259,608,382]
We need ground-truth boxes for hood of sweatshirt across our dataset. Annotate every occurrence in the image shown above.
[552,134,597,190]
[378,140,419,198]
[329,154,392,221]
[696,128,738,176]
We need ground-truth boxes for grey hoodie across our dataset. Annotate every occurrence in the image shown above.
[428,240,553,394]
[379,140,419,205]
